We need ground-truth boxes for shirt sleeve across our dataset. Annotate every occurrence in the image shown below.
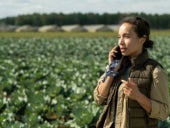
[93,73,108,105]
[149,66,170,120]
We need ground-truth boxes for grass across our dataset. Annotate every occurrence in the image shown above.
[0,29,170,38]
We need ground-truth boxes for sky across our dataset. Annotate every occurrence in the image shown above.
[0,0,170,19]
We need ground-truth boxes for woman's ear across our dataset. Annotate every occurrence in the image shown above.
[140,35,147,44]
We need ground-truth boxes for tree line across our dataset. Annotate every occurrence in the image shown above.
[0,12,170,29]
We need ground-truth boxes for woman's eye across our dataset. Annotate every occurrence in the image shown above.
[124,35,130,38]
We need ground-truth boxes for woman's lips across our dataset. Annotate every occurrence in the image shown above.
[120,48,127,52]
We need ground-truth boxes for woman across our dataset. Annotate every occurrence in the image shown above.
[94,16,170,128]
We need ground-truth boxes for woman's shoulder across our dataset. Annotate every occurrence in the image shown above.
[146,58,162,66]
[153,65,167,73]
[145,58,163,69]
[152,65,168,81]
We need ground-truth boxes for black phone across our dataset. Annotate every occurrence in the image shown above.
[114,46,122,60]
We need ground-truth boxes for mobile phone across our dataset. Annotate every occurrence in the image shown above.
[114,46,122,59]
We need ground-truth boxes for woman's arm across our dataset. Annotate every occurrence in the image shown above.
[94,73,114,105]
[149,66,170,120]
[94,46,120,105]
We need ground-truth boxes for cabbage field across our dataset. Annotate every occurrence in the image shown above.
[0,36,170,128]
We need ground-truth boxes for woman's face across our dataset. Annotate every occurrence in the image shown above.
[118,23,145,58]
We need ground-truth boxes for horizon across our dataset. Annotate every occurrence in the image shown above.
[1,11,170,20]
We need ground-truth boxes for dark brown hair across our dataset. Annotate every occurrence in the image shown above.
[119,16,154,49]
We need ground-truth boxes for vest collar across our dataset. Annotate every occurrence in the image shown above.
[130,50,149,67]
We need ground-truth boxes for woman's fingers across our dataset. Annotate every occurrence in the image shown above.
[122,78,140,100]
[108,46,118,64]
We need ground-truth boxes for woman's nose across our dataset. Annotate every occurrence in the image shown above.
[118,37,124,45]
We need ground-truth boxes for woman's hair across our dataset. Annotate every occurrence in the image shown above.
[119,16,154,49]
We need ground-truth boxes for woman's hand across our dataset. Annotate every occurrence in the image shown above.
[122,78,141,100]
[108,46,118,64]
[122,78,152,113]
